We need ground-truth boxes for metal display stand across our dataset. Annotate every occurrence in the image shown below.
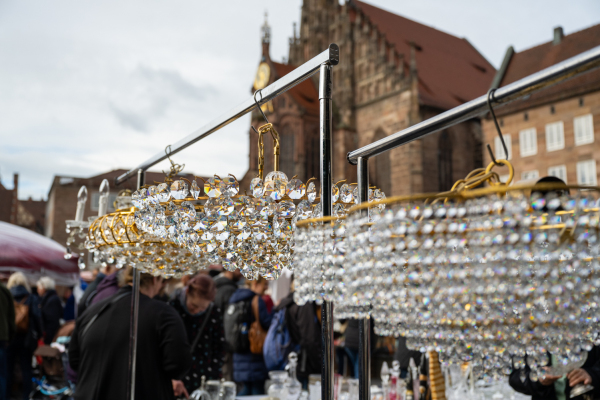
[349,44,600,400]
[116,44,339,400]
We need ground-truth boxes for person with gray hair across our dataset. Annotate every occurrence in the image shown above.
[37,277,62,344]
[6,272,42,400]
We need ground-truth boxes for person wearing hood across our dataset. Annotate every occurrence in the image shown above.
[6,272,42,400]
[169,274,224,396]
[78,264,118,316]
[37,277,63,345]
[69,264,191,400]
[214,268,242,381]
[230,277,272,396]
[89,268,121,306]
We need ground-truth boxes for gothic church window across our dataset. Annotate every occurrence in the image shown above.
[438,130,453,191]
[279,125,295,177]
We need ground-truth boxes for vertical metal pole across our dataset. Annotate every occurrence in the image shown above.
[319,62,334,400]
[127,169,145,400]
[357,157,371,400]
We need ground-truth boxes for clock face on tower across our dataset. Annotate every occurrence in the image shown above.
[254,62,270,90]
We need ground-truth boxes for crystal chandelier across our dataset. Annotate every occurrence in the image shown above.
[131,123,359,280]
[293,159,600,382]
[293,185,386,310]
[340,161,600,381]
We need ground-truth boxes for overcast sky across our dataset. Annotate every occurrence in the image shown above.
[1,0,598,200]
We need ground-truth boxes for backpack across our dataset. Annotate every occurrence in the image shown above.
[263,308,300,370]
[14,298,29,333]
[224,299,252,353]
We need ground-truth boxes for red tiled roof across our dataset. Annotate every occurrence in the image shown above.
[495,23,600,115]
[48,169,206,197]
[354,0,496,110]
[271,62,319,114]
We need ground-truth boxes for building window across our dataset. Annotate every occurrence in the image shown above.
[545,121,565,151]
[577,160,597,185]
[550,105,555,114]
[519,128,537,157]
[437,131,453,191]
[524,112,528,121]
[548,165,567,183]
[521,170,539,181]
[494,134,512,160]
[580,97,585,107]
[574,114,594,146]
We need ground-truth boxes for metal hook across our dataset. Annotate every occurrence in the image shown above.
[486,88,509,165]
[253,89,270,124]
[163,145,185,179]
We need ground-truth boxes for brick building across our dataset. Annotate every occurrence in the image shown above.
[242,0,496,195]
[0,173,46,234]
[46,169,196,247]
[484,24,600,185]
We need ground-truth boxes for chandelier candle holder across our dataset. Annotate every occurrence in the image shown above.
[132,123,351,280]
[343,162,600,383]
[65,185,89,266]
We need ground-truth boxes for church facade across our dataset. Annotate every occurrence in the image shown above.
[242,0,496,196]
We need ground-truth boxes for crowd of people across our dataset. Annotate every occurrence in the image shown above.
[4,264,600,400]
[0,265,324,400]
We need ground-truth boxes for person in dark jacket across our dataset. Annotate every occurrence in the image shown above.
[214,268,242,380]
[37,277,63,345]
[0,281,15,400]
[278,291,322,385]
[230,279,273,396]
[170,274,224,396]
[69,264,192,400]
[7,272,42,400]
[509,347,600,400]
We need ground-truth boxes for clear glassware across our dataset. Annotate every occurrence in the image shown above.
[206,380,221,400]
[269,371,289,400]
[286,352,302,400]
[380,361,390,400]
[347,379,359,400]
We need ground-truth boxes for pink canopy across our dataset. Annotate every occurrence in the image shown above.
[0,221,79,286]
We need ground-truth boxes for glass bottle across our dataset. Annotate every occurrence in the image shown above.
[380,361,390,400]
[409,358,419,400]
[286,352,302,400]
[418,354,427,400]
[390,360,400,400]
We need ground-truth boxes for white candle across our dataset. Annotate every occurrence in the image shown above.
[75,186,87,221]
[98,179,110,217]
